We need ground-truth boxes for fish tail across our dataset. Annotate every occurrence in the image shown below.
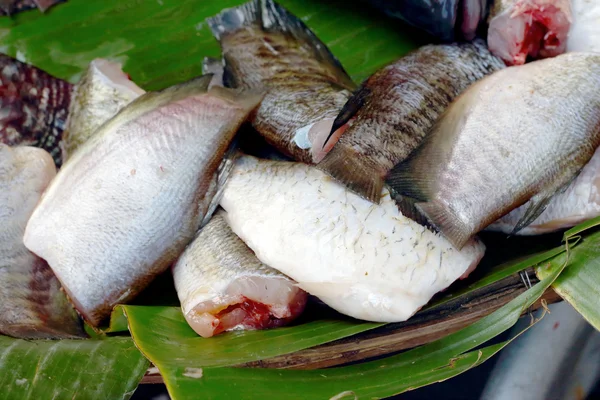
[416,200,471,250]
[317,144,384,203]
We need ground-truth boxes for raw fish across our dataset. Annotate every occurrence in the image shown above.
[567,0,600,53]
[490,146,600,235]
[0,144,84,339]
[173,210,307,338]
[0,53,72,166]
[488,0,572,65]
[208,0,356,164]
[220,155,485,323]
[387,52,600,249]
[62,59,145,160]
[318,40,503,203]
[24,75,263,326]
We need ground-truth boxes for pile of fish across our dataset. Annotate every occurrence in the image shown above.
[1,0,600,340]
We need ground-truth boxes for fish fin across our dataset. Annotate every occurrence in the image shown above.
[207,0,355,90]
[199,140,240,229]
[385,161,430,201]
[510,193,554,236]
[321,86,371,150]
[388,188,432,228]
[317,144,383,203]
[416,200,471,250]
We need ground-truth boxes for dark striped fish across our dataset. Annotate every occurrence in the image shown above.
[207,0,356,164]
[0,53,72,167]
[0,144,84,339]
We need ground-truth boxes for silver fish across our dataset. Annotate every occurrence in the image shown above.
[387,52,600,249]
[220,155,485,323]
[172,209,307,338]
[62,58,145,161]
[23,76,263,326]
[0,144,84,339]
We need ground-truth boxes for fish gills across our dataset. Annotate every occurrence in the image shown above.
[387,52,600,249]
[0,54,72,166]
[23,75,263,326]
[62,58,145,161]
[220,155,485,323]
[173,210,307,338]
[207,0,356,164]
[488,0,572,65]
[0,144,84,339]
[318,40,504,203]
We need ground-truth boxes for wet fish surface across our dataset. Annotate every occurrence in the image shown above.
[567,0,600,53]
[490,146,600,235]
[208,0,356,164]
[0,54,72,166]
[62,58,145,161]
[173,209,307,338]
[387,52,600,249]
[24,75,263,326]
[318,40,504,203]
[0,144,84,339]
[488,0,572,65]
[220,155,485,323]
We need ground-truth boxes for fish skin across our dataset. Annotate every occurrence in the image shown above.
[318,40,504,203]
[387,52,600,249]
[567,0,600,54]
[490,146,600,235]
[488,0,572,65]
[62,59,145,161]
[172,209,307,338]
[220,155,485,323]
[0,54,72,167]
[0,144,84,339]
[208,0,356,164]
[23,76,263,326]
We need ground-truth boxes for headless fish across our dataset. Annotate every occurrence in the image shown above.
[318,40,504,203]
[207,0,356,164]
[0,53,72,166]
[0,144,84,339]
[488,0,572,65]
[173,210,307,338]
[62,59,145,161]
[220,155,485,323]
[387,52,600,249]
[24,75,263,326]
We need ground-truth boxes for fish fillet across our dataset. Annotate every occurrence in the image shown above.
[23,76,263,326]
[220,155,485,323]
[173,210,307,338]
[0,144,84,339]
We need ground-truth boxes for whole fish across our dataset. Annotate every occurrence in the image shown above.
[0,144,84,339]
[172,209,307,338]
[24,76,263,326]
[487,0,572,65]
[567,0,600,53]
[366,0,488,41]
[62,59,145,161]
[207,0,356,164]
[387,52,600,249]
[0,53,72,166]
[0,0,63,15]
[490,146,600,235]
[220,155,485,323]
[318,40,504,203]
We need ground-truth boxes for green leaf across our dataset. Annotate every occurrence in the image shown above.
[0,0,422,90]
[0,335,149,400]
[538,230,600,331]
[563,215,600,240]
[123,305,382,368]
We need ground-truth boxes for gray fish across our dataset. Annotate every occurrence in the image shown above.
[0,144,84,339]
[172,209,307,338]
[23,75,263,326]
[207,0,356,164]
[387,52,600,249]
[318,40,504,203]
